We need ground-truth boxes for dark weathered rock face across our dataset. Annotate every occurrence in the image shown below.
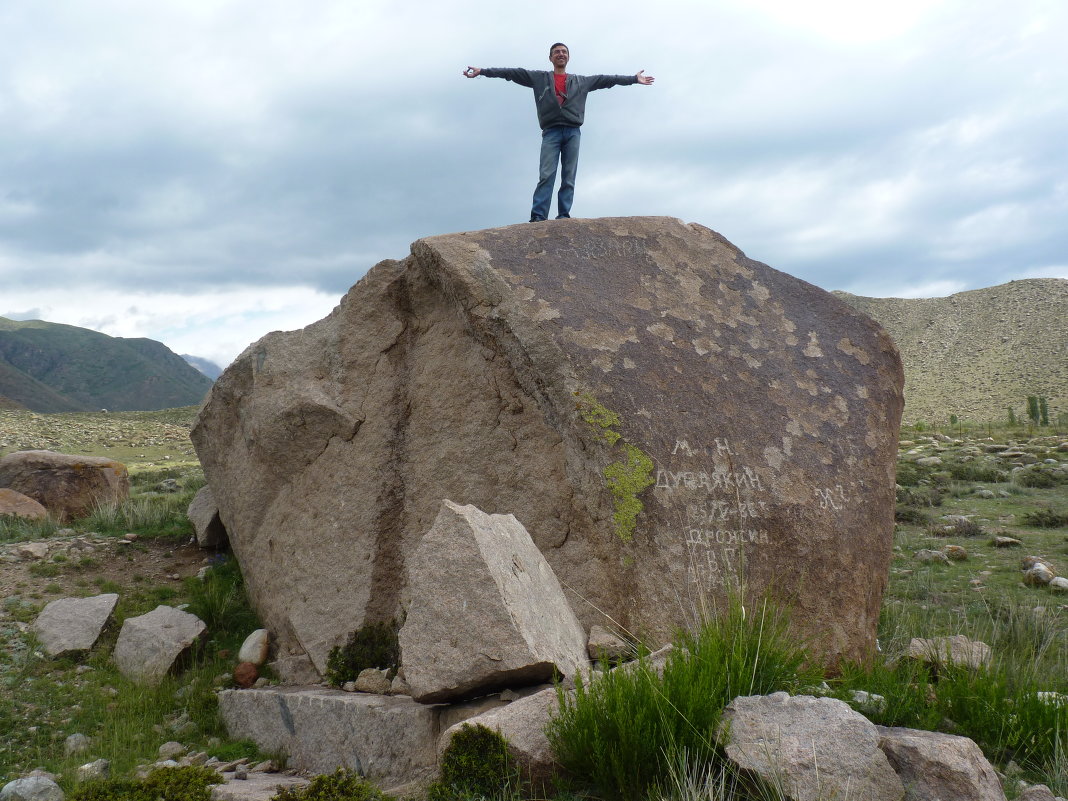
[192,217,903,674]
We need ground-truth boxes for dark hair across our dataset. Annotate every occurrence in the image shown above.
[549,42,569,55]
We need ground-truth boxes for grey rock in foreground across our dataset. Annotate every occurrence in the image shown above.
[34,594,118,657]
[112,605,206,685]
[217,688,440,789]
[877,726,1005,801]
[720,693,904,801]
[400,500,588,703]
[192,217,904,672]
[0,776,65,801]
[188,486,228,549]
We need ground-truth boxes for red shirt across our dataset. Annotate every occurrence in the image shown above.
[554,73,567,105]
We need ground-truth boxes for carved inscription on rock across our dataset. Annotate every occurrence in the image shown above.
[655,438,771,591]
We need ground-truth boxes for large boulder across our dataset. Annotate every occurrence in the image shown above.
[876,726,1005,801]
[399,500,589,703]
[0,450,128,522]
[0,488,48,521]
[720,693,903,801]
[191,217,903,673]
[33,593,118,657]
[112,605,206,685]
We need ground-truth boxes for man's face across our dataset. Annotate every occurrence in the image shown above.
[550,45,569,69]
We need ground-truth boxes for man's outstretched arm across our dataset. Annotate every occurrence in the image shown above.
[461,66,535,87]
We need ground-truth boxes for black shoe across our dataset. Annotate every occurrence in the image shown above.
[529,215,547,222]
[555,214,571,219]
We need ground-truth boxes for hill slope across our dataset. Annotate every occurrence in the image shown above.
[0,317,214,413]
[834,278,1067,425]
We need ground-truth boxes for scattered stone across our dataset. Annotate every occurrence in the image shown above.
[158,741,185,760]
[915,549,950,565]
[1022,556,1056,572]
[943,545,968,561]
[341,681,356,692]
[993,536,1023,548]
[1049,577,1068,593]
[123,533,138,542]
[850,690,886,714]
[191,218,904,673]
[389,675,411,696]
[112,605,207,685]
[63,733,90,756]
[234,662,258,689]
[720,693,903,801]
[587,625,632,662]
[237,629,270,666]
[76,760,110,782]
[976,489,996,499]
[16,542,48,561]
[877,726,1005,801]
[1023,564,1055,587]
[399,500,589,704]
[34,594,118,657]
[0,450,129,522]
[916,456,943,466]
[1017,785,1059,801]
[354,668,392,695]
[187,486,228,549]
[156,479,181,493]
[908,635,991,670]
[0,776,65,801]
[233,768,248,781]
[0,488,48,521]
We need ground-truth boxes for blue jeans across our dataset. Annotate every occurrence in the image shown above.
[531,125,580,221]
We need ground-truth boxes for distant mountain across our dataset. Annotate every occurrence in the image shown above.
[834,278,1068,425]
[182,354,224,380]
[0,317,214,413]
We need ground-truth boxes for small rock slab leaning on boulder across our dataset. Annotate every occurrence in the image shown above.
[188,485,228,549]
[33,593,118,658]
[112,605,207,685]
[398,500,588,703]
[0,450,129,522]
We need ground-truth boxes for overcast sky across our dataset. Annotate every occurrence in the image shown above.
[1,0,1065,367]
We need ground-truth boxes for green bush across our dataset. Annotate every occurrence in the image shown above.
[272,768,394,801]
[325,620,400,686]
[895,462,928,487]
[1022,509,1068,529]
[427,724,516,801]
[895,505,932,525]
[70,766,220,801]
[184,557,260,648]
[1017,469,1060,489]
[548,597,818,801]
[948,462,1007,483]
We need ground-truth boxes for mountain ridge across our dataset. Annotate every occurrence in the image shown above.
[833,278,1067,425]
[0,317,213,413]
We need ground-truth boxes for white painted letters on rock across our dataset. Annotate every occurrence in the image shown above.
[399,500,588,703]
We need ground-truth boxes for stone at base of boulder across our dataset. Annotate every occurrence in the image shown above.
[210,773,310,801]
[877,726,1005,801]
[269,655,321,685]
[218,688,441,788]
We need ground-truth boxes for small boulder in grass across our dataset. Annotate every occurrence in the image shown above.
[993,536,1023,548]
[234,662,258,689]
[915,548,950,564]
[1021,556,1056,573]
[1048,577,1068,593]
[943,545,968,561]
[1024,564,1055,586]
[237,629,270,666]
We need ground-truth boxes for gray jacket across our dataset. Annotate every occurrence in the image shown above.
[480,68,639,130]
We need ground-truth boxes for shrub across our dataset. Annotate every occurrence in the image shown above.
[948,462,1007,483]
[1016,469,1059,489]
[272,768,394,801]
[184,557,260,647]
[70,766,220,801]
[1022,509,1068,529]
[427,724,516,801]
[325,619,400,686]
[895,505,932,525]
[548,597,818,801]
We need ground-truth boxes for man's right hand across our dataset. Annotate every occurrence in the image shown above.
[463,67,481,78]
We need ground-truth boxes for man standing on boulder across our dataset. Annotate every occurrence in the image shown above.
[463,44,654,222]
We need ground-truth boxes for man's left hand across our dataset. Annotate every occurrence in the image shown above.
[636,70,655,85]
